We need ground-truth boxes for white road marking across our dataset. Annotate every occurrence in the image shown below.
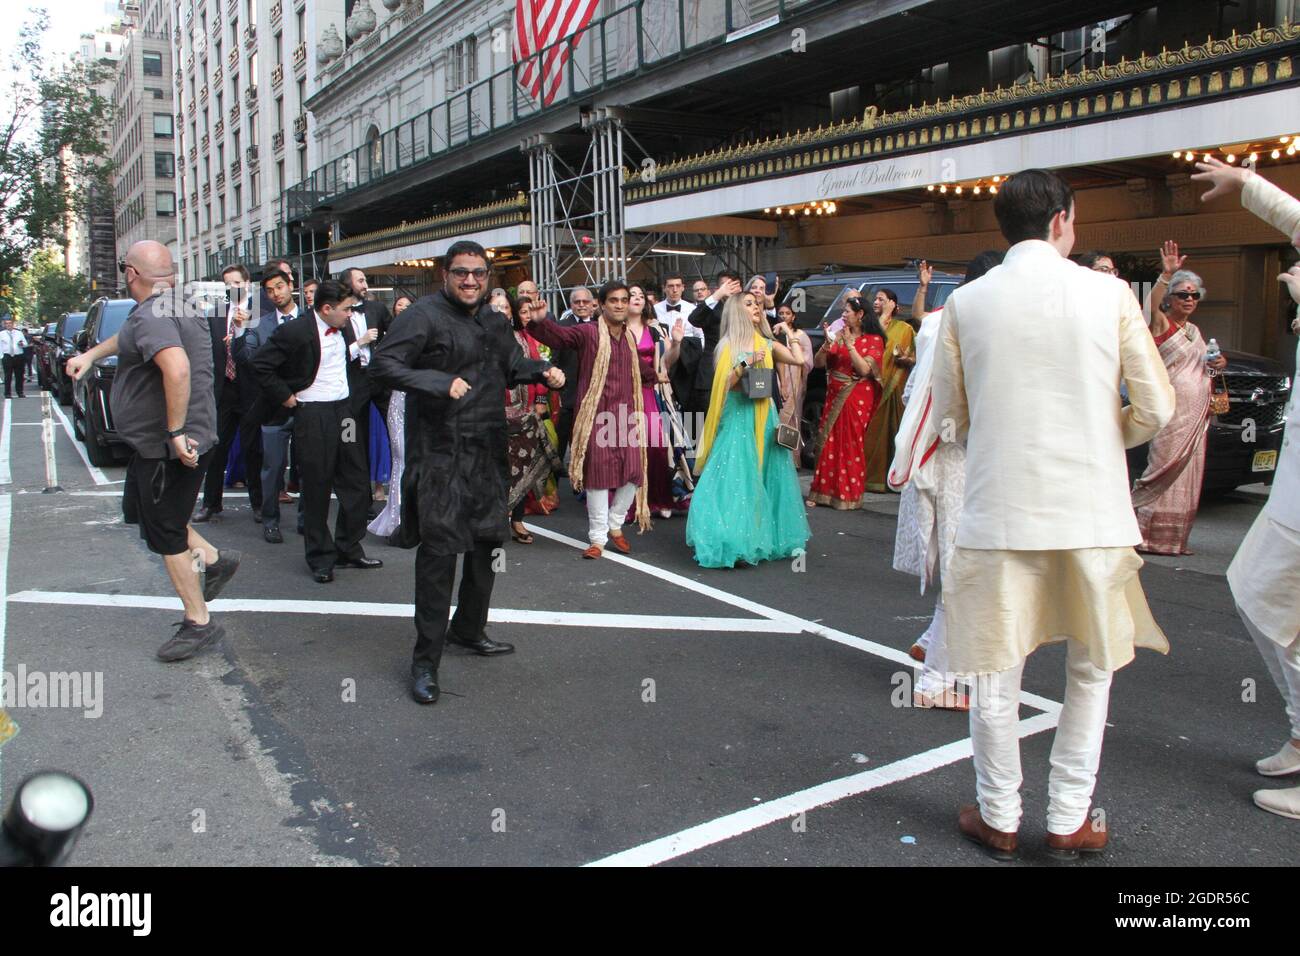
[523,523,1061,715]
[6,590,802,633]
[0,399,11,485]
[49,401,111,485]
[586,711,1060,867]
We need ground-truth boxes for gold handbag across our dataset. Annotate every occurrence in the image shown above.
[1209,374,1230,417]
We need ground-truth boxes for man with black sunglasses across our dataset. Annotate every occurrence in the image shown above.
[69,241,239,662]
[371,240,564,706]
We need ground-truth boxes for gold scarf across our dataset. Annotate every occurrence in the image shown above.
[693,332,771,475]
[568,316,651,532]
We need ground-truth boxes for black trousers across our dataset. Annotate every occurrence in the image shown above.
[294,398,370,573]
[203,383,257,509]
[556,405,576,461]
[3,355,24,397]
[413,540,498,670]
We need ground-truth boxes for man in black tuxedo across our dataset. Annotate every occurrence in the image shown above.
[340,267,392,514]
[677,270,742,414]
[196,264,255,523]
[243,264,301,543]
[251,280,381,583]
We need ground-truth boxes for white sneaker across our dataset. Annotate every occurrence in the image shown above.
[1253,785,1300,820]
[1256,741,1300,777]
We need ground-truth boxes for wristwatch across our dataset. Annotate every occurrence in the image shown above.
[166,426,187,438]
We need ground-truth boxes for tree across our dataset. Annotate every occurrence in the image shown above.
[4,248,88,324]
[0,12,115,288]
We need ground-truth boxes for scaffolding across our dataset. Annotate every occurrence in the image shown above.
[523,107,771,317]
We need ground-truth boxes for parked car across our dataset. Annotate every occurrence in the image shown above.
[33,322,58,389]
[1126,347,1291,495]
[787,266,964,467]
[70,298,135,467]
[49,311,88,406]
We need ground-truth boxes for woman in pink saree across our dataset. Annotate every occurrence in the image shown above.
[1133,243,1227,554]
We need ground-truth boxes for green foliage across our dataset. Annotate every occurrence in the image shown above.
[0,12,116,287]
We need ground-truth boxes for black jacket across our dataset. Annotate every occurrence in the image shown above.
[549,312,590,410]
[370,290,554,554]
[249,312,359,426]
[346,299,392,408]
[234,308,299,411]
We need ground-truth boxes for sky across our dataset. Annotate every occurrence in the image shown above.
[6,0,124,63]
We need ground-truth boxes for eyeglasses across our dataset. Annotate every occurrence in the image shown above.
[1170,291,1202,301]
[448,267,489,280]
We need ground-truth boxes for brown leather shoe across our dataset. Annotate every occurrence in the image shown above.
[1045,816,1108,860]
[582,545,603,559]
[958,804,1017,861]
[608,533,631,554]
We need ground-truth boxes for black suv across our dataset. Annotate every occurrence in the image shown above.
[71,297,135,467]
[49,312,88,406]
[1126,348,1290,494]
[785,267,964,467]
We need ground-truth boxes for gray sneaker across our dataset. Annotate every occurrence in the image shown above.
[156,618,226,662]
[201,549,242,603]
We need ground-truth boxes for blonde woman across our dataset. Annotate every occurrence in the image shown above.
[686,292,809,568]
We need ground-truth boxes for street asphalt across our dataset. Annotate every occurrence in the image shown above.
[0,387,1293,867]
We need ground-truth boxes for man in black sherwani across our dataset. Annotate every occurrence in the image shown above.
[371,240,565,705]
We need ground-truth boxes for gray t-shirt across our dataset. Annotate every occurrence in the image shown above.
[110,293,217,459]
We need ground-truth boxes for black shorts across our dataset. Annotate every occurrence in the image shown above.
[123,449,214,555]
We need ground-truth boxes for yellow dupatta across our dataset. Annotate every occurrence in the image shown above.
[693,332,772,475]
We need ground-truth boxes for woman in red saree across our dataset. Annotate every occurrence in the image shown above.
[806,296,885,509]
[1133,243,1227,554]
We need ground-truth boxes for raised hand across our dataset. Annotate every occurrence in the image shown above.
[1191,156,1251,202]
[917,259,933,286]
[1159,240,1186,277]
[671,318,684,343]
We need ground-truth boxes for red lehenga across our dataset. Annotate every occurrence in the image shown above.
[808,334,885,509]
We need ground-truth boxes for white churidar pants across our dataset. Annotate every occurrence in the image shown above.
[969,638,1113,835]
[586,482,637,547]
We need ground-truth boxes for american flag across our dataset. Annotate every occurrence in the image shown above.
[512,0,601,107]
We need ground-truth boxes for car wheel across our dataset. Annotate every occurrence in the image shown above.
[81,400,115,468]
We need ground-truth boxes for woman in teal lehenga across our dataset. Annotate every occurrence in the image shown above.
[686,291,811,569]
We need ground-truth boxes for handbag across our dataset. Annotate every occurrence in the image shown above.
[776,422,799,450]
[741,366,775,399]
[1209,373,1230,417]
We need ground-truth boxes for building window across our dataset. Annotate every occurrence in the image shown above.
[153,113,173,138]
[449,35,478,92]
[143,51,163,76]
[157,191,176,216]
[155,152,175,177]
[147,87,164,99]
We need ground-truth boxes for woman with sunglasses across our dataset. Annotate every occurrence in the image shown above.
[806,296,884,509]
[1132,241,1228,554]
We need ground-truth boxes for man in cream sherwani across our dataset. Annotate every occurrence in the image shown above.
[931,168,1176,860]
[1192,157,1300,820]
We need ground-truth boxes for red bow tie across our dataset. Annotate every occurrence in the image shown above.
[325,327,340,335]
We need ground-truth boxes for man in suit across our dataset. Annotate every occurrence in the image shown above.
[244,264,301,543]
[340,267,391,516]
[931,168,1175,861]
[0,318,29,398]
[653,273,703,346]
[251,279,381,583]
[195,264,253,522]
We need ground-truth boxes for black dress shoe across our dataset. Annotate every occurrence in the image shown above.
[263,524,283,544]
[411,666,440,704]
[312,567,334,583]
[336,555,383,569]
[253,513,263,524]
[446,631,515,656]
[192,506,222,523]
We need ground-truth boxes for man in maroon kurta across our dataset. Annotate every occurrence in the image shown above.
[527,281,657,557]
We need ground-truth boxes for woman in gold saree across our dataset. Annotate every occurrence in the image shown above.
[863,288,916,492]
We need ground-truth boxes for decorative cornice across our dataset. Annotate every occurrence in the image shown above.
[326,193,529,258]
[626,22,1300,202]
